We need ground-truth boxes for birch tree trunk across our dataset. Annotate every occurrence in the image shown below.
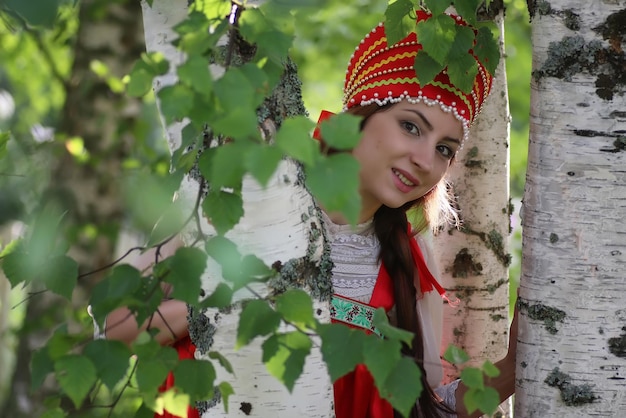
[142,1,335,416]
[434,6,511,383]
[516,1,626,416]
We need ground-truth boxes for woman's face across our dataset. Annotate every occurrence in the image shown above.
[352,101,463,219]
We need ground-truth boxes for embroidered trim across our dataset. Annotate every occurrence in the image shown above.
[330,294,383,337]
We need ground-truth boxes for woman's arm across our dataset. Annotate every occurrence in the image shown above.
[105,299,189,346]
[103,237,189,346]
[454,307,518,418]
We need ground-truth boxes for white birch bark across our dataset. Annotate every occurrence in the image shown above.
[434,11,511,381]
[141,1,335,416]
[516,1,626,416]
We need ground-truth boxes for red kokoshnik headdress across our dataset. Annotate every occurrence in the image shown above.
[342,10,494,143]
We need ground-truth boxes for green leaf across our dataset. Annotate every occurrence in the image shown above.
[202,190,244,235]
[39,408,66,418]
[89,264,142,326]
[135,343,179,393]
[178,55,213,96]
[275,116,319,166]
[460,367,484,390]
[43,255,78,299]
[209,142,247,189]
[217,381,234,413]
[245,144,283,187]
[164,247,207,305]
[447,52,479,93]
[54,355,97,409]
[47,330,78,361]
[205,236,241,272]
[158,389,190,418]
[319,323,366,381]
[443,344,470,365]
[173,359,215,401]
[201,282,234,308]
[209,351,234,375]
[474,26,500,75]
[31,347,53,390]
[131,275,166,328]
[238,254,273,288]
[465,386,500,415]
[305,154,361,225]
[210,107,260,140]
[423,0,451,17]
[381,356,423,416]
[236,300,281,349]
[275,289,315,329]
[372,308,414,345]
[482,360,501,378]
[83,340,132,391]
[384,0,415,45]
[127,53,169,97]
[0,131,9,159]
[214,67,255,111]
[451,0,481,25]
[157,85,195,124]
[319,113,362,151]
[416,14,456,65]
[363,336,401,390]
[447,25,476,62]
[4,0,61,27]
[262,331,312,392]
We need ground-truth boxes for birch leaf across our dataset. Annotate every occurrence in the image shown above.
[245,144,283,187]
[372,308,414,345]
[164,247,206,304]
[262,331,312,392]
[416,14,456,65]
[384,0,414,45]
[381,357,422,417]
[319,323,366,381]
[275,116,318,166]
[461,367,485,390]
[275,289,315,329]
[54,355,97,409]
[363,337,401,390]
[237,300,281,348]
[450,0,481,25]
[413,51,445,93]
[173,359,215,401]
[83,340,132,391]
[318,113,362,151]
[218,381,234,413]
[202,190,244,235]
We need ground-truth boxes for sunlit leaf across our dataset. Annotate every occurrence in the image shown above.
[275,289,315,329]
[209,351,234,375]
[482,360,501,378]
[218,381,234,413]
[461,367,484,390]
[158,389,190,418]
[178,55,213,96]
[262,331,311,392]
[443,344,470,365]
[54,355,97,409]
[236,300,281,349]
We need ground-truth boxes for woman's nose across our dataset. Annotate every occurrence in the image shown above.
[409,144,435,172]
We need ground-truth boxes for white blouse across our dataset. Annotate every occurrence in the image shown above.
[323,212,459,415]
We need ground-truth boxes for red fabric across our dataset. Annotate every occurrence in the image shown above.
[333,226,446,418]
[156,336,199,418]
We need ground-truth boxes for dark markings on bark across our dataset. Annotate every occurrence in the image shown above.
[519,300,566,334]
[477,0,505,21]
[562,9,581,31]
[451,248,483,278]
[458,225,512,267]
[528,0,552,20]
[188,305,216,354]
[240,402,252,415]
[600,136,626,153]
[608,326,626,358]
[545,367,597,406]
[549,233,559,243]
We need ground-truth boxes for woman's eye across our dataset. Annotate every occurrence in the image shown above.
[437,145,455,159]
[401,121,420,136]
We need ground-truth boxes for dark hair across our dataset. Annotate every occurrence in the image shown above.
[349,104,457,417]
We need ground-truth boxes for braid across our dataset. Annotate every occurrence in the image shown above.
[374,205,454,418]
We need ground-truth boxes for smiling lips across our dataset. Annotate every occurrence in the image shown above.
[392,168,418,188]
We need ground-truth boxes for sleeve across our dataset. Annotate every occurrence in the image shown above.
[434,379,460,417]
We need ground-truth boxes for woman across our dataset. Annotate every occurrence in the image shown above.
[102,10,516,418]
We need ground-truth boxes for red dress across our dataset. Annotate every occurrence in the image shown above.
[156,335,200,418]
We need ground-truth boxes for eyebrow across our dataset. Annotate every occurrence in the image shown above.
[402,108,462,146]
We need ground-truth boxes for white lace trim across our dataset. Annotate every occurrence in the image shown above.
[434,379,460,417]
